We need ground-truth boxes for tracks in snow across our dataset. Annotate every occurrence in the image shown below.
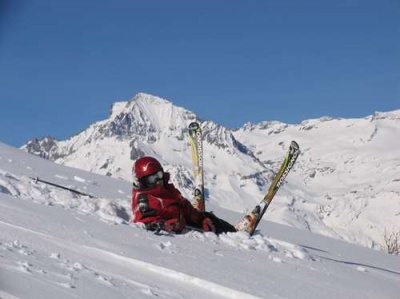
[0,217,260,299]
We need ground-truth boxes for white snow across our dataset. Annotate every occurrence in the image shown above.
[20,94,400,254]
[1,142,399,298]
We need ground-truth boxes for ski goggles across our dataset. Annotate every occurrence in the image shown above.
[143,170,164,185]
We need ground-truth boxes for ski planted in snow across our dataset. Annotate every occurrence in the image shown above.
[188,122,205,212]
[235,141,300,235]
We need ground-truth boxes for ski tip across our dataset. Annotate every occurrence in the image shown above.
[290,140,300,150]
[189,121,200,126]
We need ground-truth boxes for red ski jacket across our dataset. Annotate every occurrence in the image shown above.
[131,174,204,233]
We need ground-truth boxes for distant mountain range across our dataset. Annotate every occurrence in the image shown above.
[22,93,400,252]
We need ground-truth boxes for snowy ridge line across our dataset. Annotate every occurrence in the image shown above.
[82,245,262,299]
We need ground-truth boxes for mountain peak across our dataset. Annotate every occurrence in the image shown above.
[107,93,198,132]
[109,93,178,120]
[129,92,172,105]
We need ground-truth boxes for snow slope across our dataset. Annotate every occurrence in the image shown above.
[1,143,400,299]
[21,93,400,253]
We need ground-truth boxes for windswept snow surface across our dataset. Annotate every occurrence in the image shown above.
[1,143,399,299]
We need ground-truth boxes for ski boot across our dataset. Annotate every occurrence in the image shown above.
[235,205,261,234]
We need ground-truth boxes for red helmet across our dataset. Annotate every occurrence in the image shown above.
[133,156,163,179]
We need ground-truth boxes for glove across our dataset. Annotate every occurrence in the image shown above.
[145,218,185,234]
[152,218,184,233]
[164,218,185,233]
[202,217,216,233]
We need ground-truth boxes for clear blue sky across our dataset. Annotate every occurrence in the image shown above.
[1,0,399,147]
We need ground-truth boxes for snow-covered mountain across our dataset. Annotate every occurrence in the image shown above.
[22,93,400,253]
[1,142,400,299]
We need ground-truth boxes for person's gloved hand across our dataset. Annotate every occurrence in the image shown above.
[202,217,216,233]
[164,218,185,233]
[146,218,185,234]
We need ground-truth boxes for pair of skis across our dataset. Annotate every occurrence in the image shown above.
[188,122,300,235]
